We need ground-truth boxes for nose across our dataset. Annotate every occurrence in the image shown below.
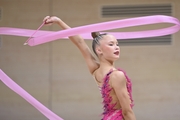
[115,45,120,50]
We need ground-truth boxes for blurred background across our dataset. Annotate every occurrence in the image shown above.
[0,0,180,120]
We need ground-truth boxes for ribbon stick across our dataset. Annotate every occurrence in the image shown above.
[0,15,179,46]
[0,69,63,120]
[24,22,46,45]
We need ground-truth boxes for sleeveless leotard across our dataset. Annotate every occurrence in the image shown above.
[100,68,134,120]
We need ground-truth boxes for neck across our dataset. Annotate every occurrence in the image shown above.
[99,58,115,69]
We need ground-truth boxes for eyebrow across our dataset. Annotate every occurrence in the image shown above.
[108,40,118,44]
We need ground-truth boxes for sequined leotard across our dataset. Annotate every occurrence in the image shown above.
[100,69,134,120]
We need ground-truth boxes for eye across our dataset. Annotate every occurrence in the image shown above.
[109,43,113,46]
[116,43,119,46]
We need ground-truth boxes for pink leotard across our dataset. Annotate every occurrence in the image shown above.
[100,68,134,120]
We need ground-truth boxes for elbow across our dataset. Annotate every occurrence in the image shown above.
[123,109,132,116]
[122,109,136,120]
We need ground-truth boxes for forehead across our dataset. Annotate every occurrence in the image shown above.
[101,34,117,43]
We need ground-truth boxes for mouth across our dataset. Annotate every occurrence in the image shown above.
[114,51,119,55]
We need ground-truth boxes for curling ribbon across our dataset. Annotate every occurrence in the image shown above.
[0,69,63,120]
[0,15,180,46]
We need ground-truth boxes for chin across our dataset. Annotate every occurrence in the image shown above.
[112,56,120,61]
[114,55,120,59]
[114,58,119,61]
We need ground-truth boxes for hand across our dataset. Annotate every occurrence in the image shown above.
[43,16,61,25]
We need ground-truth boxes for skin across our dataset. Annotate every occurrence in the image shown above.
[44,16,136,120]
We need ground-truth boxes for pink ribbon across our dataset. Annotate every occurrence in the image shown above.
[0,15,180,46]
[0,69,63,120]
[0,15,180,119]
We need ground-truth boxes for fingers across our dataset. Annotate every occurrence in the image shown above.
[43,16,60,25]
[43,16,52,24]
[43,16,50,22]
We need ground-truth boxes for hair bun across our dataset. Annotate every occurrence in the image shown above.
[91,32,100,38]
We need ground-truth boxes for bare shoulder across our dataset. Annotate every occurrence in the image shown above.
[110,70,126,86]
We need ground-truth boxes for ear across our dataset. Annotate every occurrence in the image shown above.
[96,46,103,55]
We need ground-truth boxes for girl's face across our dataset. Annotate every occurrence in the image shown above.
[97,34,120,61]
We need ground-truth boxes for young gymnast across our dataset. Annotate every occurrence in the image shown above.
[43,16,136,120]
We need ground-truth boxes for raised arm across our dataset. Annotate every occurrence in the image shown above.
[111,71,136,120]
[44,16,99,74]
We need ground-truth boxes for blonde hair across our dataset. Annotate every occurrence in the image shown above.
[91,32,107,56]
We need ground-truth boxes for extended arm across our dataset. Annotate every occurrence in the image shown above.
[111,71,136,120]
[44,16,99,74]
